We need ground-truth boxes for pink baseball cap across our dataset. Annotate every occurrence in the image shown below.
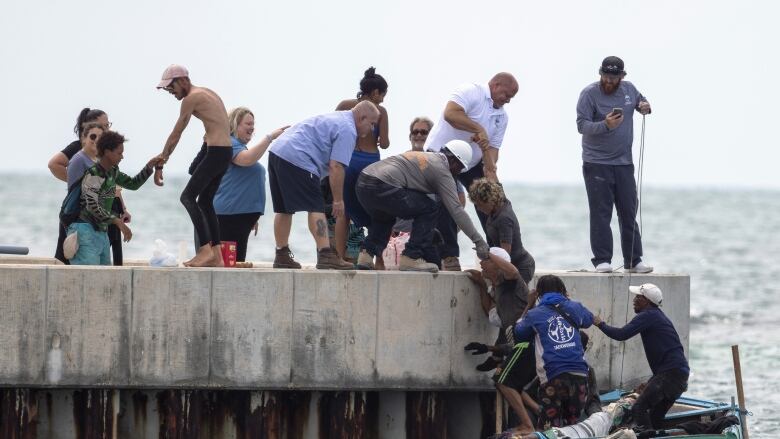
[157,64,189,89]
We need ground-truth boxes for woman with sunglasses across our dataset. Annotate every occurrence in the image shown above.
[333,67,390,266]
[51,108,111,264]
[66,122,104,190]
[49,108,111,182]
[53,108,129,265]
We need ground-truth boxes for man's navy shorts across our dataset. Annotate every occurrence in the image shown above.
[268,152,325,214]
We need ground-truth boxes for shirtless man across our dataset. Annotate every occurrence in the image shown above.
[155,64,232,267]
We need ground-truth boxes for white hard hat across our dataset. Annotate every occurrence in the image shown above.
[442,139,472,172]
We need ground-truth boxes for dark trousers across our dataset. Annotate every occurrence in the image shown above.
[55,222,70,265]
[632,369,689,429]
[107,197,124,266]
[107,224,123,266]
[437,161,488,258]
[582,162,643,268]
[356,175,439,260]
[181,146,231,247]
[217,212,261,262]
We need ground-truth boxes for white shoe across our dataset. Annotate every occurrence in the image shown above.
[627,261,654,273]
[595,262,613,273]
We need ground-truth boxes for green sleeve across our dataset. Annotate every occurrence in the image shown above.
[115,165,153,190]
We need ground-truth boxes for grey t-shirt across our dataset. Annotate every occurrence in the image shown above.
[485,199,531,267]
[576,80,648,165]
[362,151,484,245]
[495,278,529,329]
[67,150,96,190]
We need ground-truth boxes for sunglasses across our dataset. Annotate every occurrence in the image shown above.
[411,129,429,136]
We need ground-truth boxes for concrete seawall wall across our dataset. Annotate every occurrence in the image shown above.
[0,265,689,392]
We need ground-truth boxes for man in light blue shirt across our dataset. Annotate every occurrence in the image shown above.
[576,56,653,274]
[268,100,380,270]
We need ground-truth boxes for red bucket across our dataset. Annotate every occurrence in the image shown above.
[221,241,237,267]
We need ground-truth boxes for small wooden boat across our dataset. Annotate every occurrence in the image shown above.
[598,390,745,438]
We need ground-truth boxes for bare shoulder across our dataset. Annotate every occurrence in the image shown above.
[336,99,359,111]
[378,104,389,116]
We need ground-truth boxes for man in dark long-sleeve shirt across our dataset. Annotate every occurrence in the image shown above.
[594,283,689,431]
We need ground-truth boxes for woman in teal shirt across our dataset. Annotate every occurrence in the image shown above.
[213,107,287,262]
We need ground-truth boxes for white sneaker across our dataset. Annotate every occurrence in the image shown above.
[627,261,654,274]
[595,262,613,273]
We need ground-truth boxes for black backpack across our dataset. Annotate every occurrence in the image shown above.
[59,175,86,227]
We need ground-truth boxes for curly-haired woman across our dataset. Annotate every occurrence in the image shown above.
[468,178,535,283]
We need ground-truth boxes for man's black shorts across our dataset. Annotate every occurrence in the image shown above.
[268,152,325,214]
[494,342,536,391]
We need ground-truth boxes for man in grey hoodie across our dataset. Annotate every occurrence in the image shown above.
[355,140,490,272]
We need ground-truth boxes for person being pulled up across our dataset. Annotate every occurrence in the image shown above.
[464,247,535,434]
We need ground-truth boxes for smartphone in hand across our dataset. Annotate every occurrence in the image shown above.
[611,107,623,117]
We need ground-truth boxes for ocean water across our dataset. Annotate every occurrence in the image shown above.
[1,172,779,437]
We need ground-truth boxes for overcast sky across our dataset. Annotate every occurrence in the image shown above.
[2,0,778,188]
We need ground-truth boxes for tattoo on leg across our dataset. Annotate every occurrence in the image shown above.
[316,219,326,237]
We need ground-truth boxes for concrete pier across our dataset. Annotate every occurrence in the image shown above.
[0,263,689,437]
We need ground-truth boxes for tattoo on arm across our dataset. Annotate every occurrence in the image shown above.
[316,219,327,237]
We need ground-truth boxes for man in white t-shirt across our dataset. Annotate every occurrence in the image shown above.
[424,72,518,270]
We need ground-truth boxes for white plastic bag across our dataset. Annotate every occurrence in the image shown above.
[63,232,79,260]
[382,232,410,270]
[149,239,178,267]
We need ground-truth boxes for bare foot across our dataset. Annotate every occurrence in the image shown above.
[213,245,225,267]
[184,245,219,267]
[514,424,535,437]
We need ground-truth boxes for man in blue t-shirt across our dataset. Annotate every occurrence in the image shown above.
[594,283,690,432]
[576,56,653,274]
[514,274,594,429]
[267,100,380,270]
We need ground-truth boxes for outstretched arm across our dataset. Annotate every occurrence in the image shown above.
[482,147,499,182]
[465,269,492,316]
[596,312,649,341]
[233,126,288,166]
[328,161,346,218]
[444,101,489,150]
[161,96,196,160]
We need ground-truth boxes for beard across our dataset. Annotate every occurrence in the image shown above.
[601,79,620,94]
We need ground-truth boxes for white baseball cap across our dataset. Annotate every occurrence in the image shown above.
[629,283,663,306]
[489,247,511,262]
